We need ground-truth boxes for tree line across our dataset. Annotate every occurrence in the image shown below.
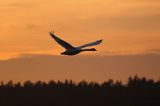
[0,75,160,106]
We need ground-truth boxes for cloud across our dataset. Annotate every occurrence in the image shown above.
[73,11,160,31]
[0,1,39,9]
[55,0,160,31]
[147,49,160,54]
[0,54,159,83]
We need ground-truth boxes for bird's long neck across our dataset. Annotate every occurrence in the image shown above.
[81,48,97,51]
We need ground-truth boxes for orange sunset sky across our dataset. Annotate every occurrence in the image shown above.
[0,0,160,83]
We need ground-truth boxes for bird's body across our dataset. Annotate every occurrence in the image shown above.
[61,48,81,55]
[49,32,102,56]
[61,48,97,56]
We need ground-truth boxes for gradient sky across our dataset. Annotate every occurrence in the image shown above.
[0,0,160,82]
[0,0,160,59]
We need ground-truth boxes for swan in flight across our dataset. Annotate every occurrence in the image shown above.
[49,32,103,56]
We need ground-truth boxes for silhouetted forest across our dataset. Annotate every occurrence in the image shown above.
[0,76,160,106]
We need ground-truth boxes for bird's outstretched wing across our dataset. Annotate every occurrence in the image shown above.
[49,32,75,50]
[76,39,103,49]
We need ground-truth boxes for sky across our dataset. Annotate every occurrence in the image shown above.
[0,0,160,82]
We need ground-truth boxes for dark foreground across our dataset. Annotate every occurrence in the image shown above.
[0,76,160,106]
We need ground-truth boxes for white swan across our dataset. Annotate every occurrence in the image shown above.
[49,32,103,56]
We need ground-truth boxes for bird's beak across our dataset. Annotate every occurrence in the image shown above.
[61,52,65,55]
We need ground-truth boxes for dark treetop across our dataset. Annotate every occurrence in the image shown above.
[0,75,160,106]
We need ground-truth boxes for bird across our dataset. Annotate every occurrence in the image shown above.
[49,32,103,56]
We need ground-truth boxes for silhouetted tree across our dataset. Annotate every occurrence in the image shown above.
[0,76,159,106]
